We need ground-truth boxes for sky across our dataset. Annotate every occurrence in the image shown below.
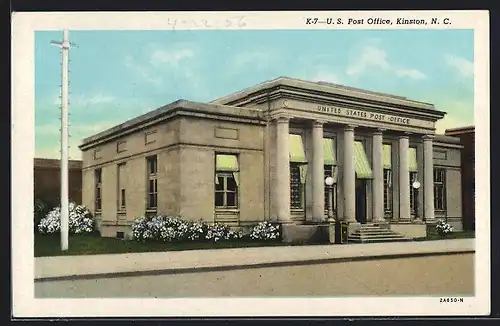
[35,29,474,160]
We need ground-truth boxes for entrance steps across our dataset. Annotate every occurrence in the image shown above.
[348,224,413,243]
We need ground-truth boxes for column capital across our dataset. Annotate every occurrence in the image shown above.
[344,124,357,132]
[312,120,326,128]
[399,132,410,140]
[275,115,290,124]
[372,128,386,136]
[422,134,435,141]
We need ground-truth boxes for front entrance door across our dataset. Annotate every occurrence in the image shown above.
[355,179,367,224]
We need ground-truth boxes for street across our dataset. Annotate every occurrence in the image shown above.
[35,253,474,298]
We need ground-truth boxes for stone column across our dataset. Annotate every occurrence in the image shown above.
[423,135,435,221]
[276,116,291,223]
[343,125,356,222]
[372,129,385,222]
[398,134,411,221]
[312,120,325,222]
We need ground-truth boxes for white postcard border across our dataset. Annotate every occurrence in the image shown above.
[11,10,490,317]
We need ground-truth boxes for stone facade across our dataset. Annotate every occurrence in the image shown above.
[79,77,465,239]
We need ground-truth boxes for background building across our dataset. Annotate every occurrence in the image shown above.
[445,126,475,231]
[34,158,83,208]
[79,77,465,241]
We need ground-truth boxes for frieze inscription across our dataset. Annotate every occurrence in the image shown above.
[317,105,411,125]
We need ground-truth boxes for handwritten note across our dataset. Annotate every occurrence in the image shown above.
[165,15,247,30]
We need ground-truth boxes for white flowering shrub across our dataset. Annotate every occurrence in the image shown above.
[132,215,213,243]
[249,221,280,241]
[38,202,95,235]
[34,198,50,232]
[187,220,208,241]
[132,216,292,244]
[205,223,243,243]
[132,215,185,242]
[436,220,454,236]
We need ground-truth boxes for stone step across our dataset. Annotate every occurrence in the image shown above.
[355,230,401,235]
[348,234,406,241]
[348,237,413,244]
[348,225,411,243]
[353,228,403,234]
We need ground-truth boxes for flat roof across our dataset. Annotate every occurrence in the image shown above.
[80,99,263,147]
[434,134,462,144]
[444,125,475,135]
[210,76,437,111]
[79,77,448,149]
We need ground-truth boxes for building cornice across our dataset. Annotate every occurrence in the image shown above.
[211,77,443,114]
[220,85,445,122]
[79,101,265,150]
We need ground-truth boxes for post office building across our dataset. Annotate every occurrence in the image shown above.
[79,77,465,241]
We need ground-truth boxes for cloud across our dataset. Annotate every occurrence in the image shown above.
[346,45,391,76]
[53,93,116,107]
[35,121,122,160]
[125,45,198,88]
[433,98,474,134]
[125,55,163,86]
[150,48,194,68]
[346,43,427,80]
[36,121,119,138]
[233,51,270,68]
[395,68,427,80]
[435,115,473,134]
[229,50,279,75]
[35,137,83,160]
[444,54,474,79]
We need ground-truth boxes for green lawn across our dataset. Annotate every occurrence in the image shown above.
[35,229,476,257]
[34,233,289,257]
[413,230,475,241]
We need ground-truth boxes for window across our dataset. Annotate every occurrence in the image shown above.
[215,173,238,208]
[324,165,337,213]
[289,134,307,210]
[434,168,446,211]
[121,189,126,208]
[383,144,392,215]
[410,172,418,215]
[94,169,102,212]
[383,169,393,214]
[117,163,126,211]
[290,163,305,209]
[146,156,157,210]
[215,154,239,209]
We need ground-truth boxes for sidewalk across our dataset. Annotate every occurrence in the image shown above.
[34,238,475,281]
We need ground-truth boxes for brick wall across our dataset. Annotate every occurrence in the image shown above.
[34,158,83,209]
[444,127,475,230]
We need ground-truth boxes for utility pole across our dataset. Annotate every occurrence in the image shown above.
[50,30,71,251]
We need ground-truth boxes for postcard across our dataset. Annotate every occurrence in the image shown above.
[12,10,490,317]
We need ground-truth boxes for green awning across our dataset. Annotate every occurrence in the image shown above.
[355,141,373,179]
[289,134,308,163]
[383,144,392,169]
[216,154,239,172]
[323,138,337,165]
[409,147,418,172]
